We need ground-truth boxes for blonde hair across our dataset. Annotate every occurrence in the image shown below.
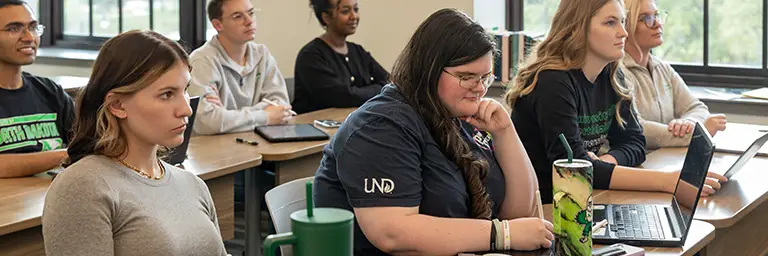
[623,0,649,60]
[505,0,632,127]
[66,30,190,165]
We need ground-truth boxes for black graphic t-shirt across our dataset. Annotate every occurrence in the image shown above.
[511,67,646,204]
[313,85,505,256]
[0,72,75,154]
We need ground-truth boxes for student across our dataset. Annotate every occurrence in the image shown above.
[314,9,553,255]
[0,0,74,178]
[189,0,292,135]
[505,0,727,204]
[622,0,726,149]
[292,0,389,114]
[42,30,227,256]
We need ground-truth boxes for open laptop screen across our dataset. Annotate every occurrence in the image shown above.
[671,123,714,238]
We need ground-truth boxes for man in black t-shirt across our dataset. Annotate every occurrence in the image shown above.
[0,0,75,178]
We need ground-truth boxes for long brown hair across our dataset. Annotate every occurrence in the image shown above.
[66,30,190,166]
[505,0,632,127]
[391,8,497,219]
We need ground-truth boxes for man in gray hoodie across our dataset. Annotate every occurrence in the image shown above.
[189,0,292,135]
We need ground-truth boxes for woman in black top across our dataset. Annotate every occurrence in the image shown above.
[314,8,553,256]
[292,0,389,114]
[504,0,727,204]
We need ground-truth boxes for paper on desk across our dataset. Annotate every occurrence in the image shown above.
[593,226,608,236]
[742,87,768,100]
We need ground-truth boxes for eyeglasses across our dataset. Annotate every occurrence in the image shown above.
[1,24,45,38]
[224,10,257,24]
[639,11,668,29]
[443,69,496,89]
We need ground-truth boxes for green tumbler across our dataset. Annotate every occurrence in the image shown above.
[263,181,355,256]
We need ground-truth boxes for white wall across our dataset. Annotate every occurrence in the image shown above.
[252,0,473,75]
[22,63,91,77]
[25,0,473,77]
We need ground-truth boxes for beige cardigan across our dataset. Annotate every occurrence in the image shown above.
[621,54,710,149]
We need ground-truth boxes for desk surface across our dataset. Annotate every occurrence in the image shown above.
[642,122,768,228]
[49,75,88,94]
[544,192,715,256]
[643,147,768,228]
[209,107,356,162]
[467,200,714,256]
[0,134,263,236]
[688,86,768,106]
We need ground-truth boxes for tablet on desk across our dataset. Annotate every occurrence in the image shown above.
[254,124,329,143]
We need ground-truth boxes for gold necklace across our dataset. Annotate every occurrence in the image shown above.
[115,158,166,180]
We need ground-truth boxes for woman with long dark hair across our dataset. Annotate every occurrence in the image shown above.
[42,30,227,255]
[313,8,552,255]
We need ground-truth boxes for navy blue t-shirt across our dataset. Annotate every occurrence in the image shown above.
[314,84,506,256]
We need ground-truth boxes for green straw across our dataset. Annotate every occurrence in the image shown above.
[558,133,573,163]
[306,180,314,218]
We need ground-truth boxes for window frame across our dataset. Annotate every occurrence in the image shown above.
[507,0,768,89]
[36,0,208,51]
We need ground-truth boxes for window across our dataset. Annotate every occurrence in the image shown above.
[707,0,762,68]
[653,0,703,65]
[26,0,40,20]
[60,0,178,39]
[36,0,207,51]
[522,0,559,37]
[474,0,507,30]
[512,0,768,89]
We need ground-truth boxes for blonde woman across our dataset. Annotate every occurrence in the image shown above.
[42,30,227,256]
[622,0,726,149]
[505,0,726,203]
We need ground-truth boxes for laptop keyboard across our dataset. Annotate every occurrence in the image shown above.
[609,205,665,239]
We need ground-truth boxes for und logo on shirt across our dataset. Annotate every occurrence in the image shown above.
[364,178,395,194]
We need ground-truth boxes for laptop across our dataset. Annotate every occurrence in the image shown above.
[167,96,200,165]
[254,123,329,143]
[719,132,768,179]
[593,122,715,247]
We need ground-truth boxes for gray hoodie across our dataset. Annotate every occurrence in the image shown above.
[188,36,290,135]
[622,54,710,149]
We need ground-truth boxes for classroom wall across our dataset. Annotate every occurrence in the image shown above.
[19,0,768,126]
[23,0,473,77]
[252,0,473,75]
[22,63,91,77]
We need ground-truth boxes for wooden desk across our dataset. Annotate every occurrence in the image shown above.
[212,107,354,256]
[462,198,714,256]
[0,138,262,256]
[50,75,88,98]
[643,146,768,255]
[221,107,355,183]
[568,192,715,256]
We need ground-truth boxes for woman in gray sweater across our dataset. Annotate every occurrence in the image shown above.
[42,30,227,256]
[622,0,727,149]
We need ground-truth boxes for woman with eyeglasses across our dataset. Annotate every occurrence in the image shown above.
[622,0,726,149]
[292,0,389,114]
[505,0,727,203]
[313,8,553,255]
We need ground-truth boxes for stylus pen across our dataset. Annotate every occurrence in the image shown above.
[236,138,259,145]
[592,219,608,233]
[262,98,298,116]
